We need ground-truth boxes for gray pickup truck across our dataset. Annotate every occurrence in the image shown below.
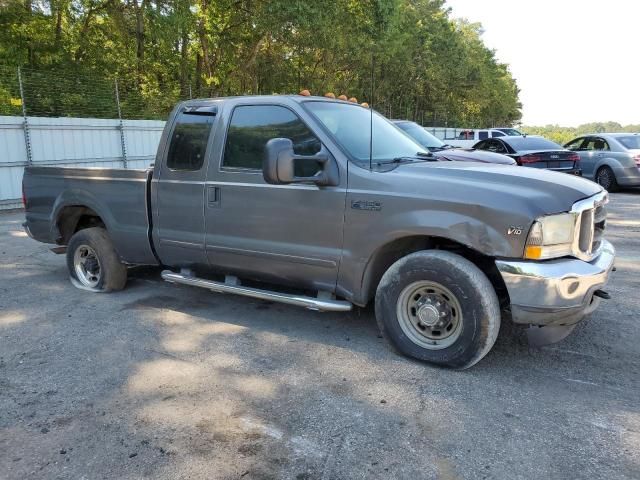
[22,95,615,368]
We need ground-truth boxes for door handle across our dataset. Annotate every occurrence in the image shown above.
[207,186,221,207]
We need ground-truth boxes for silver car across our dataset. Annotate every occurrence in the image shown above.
[564,133,640,191]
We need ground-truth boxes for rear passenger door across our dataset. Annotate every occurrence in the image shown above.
[204,103,346,292]
[581,137,608,178]
[153,106,217,267]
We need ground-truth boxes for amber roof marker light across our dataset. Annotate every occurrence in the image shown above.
[299,89,311,96]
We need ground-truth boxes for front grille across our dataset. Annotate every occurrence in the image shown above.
[572,192,608,261]
[592,204,606,252]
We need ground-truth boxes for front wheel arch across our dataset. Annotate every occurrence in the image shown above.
[358,235,509,308]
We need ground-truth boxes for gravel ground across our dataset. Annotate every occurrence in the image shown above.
[1,192,639,480]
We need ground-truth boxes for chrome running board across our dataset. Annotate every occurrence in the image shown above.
[160,270,352,312]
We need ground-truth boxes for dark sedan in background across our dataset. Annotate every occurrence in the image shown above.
[564,133,640,191]
[393,120,515,165]
[473,136,581,175]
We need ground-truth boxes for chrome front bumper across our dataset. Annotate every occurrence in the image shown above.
[496,239,615,326]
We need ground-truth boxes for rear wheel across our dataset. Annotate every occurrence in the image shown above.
[66,227,127,292]
[375,250,500,369]
[596,166,618,192]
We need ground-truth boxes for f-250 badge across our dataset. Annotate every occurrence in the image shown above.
[507,226,523,235]
[351,200,382,211]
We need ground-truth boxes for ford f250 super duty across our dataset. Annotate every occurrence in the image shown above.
[22,95,615,369]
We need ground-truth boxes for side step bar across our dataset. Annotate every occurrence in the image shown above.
[160,270,352,312]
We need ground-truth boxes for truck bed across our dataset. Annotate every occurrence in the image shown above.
[23,166,157,265]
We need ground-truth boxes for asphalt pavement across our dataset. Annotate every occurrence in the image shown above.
[1,192,639,480]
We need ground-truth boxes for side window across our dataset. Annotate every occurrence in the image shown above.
[478,131,489,140]
[474,140,488,150]
[595,137,609,151]
[485,140,505,153]
[584,137,609,151]
[166,111,215,171]
[565,137,585,151]
[492,131,505,137]
[223,105,321,170]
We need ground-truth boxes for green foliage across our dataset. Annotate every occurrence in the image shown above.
[522,122,640,145]
[0,0,522,124]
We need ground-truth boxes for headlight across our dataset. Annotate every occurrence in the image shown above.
[524,213,577,260]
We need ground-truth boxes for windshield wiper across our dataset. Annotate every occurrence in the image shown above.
[375,152,435,166]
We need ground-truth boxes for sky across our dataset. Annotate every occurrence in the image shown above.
[445,0,640,127]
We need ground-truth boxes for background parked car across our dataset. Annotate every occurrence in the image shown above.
[393,120,516,165]
[564,133,640,191]
[442,127,523,148]
[473,135,581,175]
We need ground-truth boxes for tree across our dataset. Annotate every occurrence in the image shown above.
[0,0,522,125]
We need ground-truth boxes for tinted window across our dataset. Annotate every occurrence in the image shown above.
[458,130,474,140]
[395,122,445,149]
[223,105,321,170]
[565,137,586,151]
[584,137,610,151]
[617,135,640,149]
[503,137,561,151]
[496,128,522,136]
[166,111,215,171]
[478,131,489,140]
[484,140,507,153]
[491,131,505,137]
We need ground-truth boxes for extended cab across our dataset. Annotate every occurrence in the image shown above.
[22,95,615,368]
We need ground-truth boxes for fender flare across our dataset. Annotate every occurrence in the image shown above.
[50,188,117,243]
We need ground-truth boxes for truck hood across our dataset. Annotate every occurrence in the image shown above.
[386,161,602,218]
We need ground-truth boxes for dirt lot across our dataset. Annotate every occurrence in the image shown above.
[1,192,639,480]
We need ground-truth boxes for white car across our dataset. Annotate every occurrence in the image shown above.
[444,128,523,148]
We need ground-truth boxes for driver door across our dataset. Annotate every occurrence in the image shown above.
[204,103,347,292]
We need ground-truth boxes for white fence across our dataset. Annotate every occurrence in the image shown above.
[0,116,165,210]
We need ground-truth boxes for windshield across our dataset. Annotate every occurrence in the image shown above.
[505,136,561,151]
[496,128,523,136]
[304,101,427,165]
[395,122,445,149]
[617,135,640,150]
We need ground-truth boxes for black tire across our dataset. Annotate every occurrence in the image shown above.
[66,227,127,292]
[375,250,500,369]
[596,166,618,192]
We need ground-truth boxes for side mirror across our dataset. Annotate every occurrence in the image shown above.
[263,138,339,186]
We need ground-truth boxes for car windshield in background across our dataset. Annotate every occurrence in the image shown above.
[497,128,523,136]
[617,135,640,150]
[304,101,427,165]
[396,122,445,149]
[505,137,561,150]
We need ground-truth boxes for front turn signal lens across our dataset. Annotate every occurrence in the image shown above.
[524,245,542,260]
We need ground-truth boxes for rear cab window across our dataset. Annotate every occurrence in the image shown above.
[166,110,216,171]
[478,131,489,140]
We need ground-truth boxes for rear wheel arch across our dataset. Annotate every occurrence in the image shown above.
[56,205,106,245]
[359,235,509,308]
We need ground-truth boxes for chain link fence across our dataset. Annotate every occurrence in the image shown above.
[0,67,178,209]
[0,66,474,209]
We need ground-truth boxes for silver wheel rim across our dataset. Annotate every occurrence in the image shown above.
[597,169,611,188]
[396,281,463,350]
[73,244,101,288]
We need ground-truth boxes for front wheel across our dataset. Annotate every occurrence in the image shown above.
[375,250,500,369]
[66,227,127,292]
